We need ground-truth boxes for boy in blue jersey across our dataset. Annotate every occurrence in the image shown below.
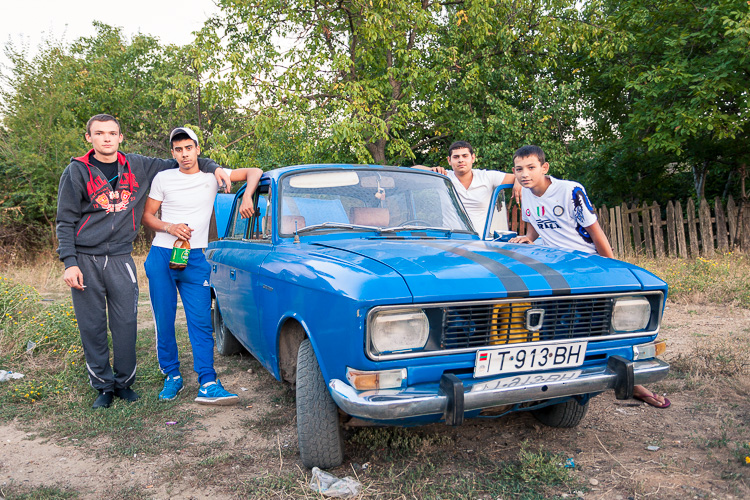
[509,145,670,409]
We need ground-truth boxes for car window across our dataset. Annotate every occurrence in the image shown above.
[226,192,270,240]
[277,169,473,235]
[250,195,269,241]
[228,196,249,239]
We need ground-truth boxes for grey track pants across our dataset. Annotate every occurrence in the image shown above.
[71,253,139,392]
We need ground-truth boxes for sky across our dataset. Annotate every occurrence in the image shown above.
[1,0,221,68]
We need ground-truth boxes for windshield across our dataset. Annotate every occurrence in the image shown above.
[278,168,473,236]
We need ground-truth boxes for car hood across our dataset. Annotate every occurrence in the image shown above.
[312,239,659,302]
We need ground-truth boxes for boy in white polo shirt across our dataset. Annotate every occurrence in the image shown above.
[416,141,519,233]
[142,127,262,404]
[509,144,670,409]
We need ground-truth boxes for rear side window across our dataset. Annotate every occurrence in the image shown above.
[227,192,269,240]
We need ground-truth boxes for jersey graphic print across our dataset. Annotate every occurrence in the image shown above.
[572,187,594,244]
[536,219,562,230]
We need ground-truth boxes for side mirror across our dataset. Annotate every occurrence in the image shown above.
[493,231,517,242]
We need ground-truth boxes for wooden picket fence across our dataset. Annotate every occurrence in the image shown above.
[508,195,750,258]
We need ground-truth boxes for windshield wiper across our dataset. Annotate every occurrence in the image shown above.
[294,222,380,235]
[379,225,453,235]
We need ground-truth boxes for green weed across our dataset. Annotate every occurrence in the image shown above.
[0,484,79,499]
[0,277,83,404]
[350,426,453,455]
[352,441,581,499]
[232,473,303,498]
[111,485,153,500]
[0,275,205,460]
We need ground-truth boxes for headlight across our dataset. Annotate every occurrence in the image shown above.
[611,296,651,332]
[369,309,429,354]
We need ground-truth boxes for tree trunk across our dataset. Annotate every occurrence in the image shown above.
[365,139,387,165]
[692,160,708,198]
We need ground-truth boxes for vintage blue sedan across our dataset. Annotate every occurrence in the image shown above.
[207,164,669,469]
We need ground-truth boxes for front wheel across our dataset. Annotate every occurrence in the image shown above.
[531,398,589,428]
[296,339,344,469]
[212,299,242,356]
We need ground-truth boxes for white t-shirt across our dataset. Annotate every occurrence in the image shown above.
[149,168,230,249]
[521,176,599,254]
[446,169,508,232]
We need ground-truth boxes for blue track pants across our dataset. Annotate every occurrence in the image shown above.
[144,246,216,385]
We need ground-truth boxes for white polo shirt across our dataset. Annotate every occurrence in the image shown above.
[149,168,230,249]
[521,176,599,254]
[446,169,509,232]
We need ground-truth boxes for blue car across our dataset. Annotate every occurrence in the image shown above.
[208,164,669,469]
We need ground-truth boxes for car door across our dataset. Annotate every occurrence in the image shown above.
[483,184,514,240]
[211,186,272,356]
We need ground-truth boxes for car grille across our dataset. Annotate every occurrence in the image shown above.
[441,297,614,349]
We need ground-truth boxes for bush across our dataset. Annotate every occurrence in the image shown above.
[0,276,82,404]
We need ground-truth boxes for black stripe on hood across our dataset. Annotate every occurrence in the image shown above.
[423,242,529,298]
[468,242,572,295]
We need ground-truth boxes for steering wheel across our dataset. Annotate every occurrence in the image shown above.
[399,219,432,227]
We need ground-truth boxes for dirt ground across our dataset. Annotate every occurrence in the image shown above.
[1,302,749,499]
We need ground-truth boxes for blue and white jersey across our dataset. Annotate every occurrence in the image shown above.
[521,176,598,254]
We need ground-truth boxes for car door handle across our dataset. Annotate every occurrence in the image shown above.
[230,269,236,280]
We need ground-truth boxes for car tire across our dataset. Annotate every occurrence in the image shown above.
[296,338,344,469]
[212,299,242,356]
[531,397,589,428]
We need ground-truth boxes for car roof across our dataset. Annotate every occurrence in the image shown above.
[260,163,427,182]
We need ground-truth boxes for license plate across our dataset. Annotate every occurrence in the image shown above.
[474,341,587,378]
[471,369,582,392]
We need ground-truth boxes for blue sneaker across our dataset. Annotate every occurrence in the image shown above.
[194,380,239,406]
[158,375,184,401]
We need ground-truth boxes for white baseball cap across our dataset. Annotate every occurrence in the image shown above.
[169,127,199,146]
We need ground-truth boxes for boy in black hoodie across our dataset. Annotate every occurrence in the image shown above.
[56,114,230,409]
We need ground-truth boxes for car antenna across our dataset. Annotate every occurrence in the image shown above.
[293,220,300,244]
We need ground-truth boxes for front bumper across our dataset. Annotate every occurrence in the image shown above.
[329,357,669,423]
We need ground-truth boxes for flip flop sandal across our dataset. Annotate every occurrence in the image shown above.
[634,392,671,409]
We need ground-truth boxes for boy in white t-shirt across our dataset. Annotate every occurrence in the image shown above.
[142,127,262,405]
[415,141,520,232]
[509,145,670,409]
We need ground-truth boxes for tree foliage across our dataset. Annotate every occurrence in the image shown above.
[2,1,749,240]
[576,0,750,202]
[430,0,595,174]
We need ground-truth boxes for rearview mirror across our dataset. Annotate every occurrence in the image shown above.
[360,175,395,189]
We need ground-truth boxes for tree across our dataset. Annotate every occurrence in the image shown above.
[197,0,462,165]
[430,0,595,174]
[0,37,84,235]
[0,24,240,234]
[578,0,750,201]
[199,0,599,172]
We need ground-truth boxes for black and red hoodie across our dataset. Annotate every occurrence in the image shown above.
[56,149,220,269]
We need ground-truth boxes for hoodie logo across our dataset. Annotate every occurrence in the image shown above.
[86,176,107,196]
[121,172,139,189]
[92,189,134,213]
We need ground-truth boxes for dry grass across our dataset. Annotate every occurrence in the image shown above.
[670,336,750,378]
[628,252,750,308]
[1,250,149,299]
